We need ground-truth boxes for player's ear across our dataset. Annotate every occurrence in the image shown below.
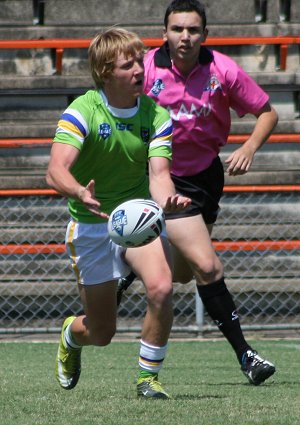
[201,27,208,43]
[163,27,167,42]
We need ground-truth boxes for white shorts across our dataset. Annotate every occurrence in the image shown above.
[65,220,131,285]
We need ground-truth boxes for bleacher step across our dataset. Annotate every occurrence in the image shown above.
[1,277,300,297]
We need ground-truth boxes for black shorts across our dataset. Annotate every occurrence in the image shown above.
[165,156,224,224]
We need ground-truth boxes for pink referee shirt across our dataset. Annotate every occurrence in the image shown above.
[144,44,269,176]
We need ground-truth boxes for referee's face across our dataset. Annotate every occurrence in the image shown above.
[163,11,208,72]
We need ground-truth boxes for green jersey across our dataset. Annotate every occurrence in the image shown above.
[53,90,173,223]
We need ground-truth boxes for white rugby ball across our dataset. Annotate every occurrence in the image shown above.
[108,199,165,248]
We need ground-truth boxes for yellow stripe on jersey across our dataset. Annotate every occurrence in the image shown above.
[57,120,85,140]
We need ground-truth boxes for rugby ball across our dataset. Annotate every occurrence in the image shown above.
[108,199,165,248]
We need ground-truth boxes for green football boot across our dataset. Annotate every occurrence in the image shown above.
[55,316,82,390]
[137,374,171,399]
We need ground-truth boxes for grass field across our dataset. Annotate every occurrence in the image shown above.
[0,338,299,425]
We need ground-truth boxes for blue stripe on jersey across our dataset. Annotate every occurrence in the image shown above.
[157,125,172,138]
[60,112,87,138]
[152,119,173,141]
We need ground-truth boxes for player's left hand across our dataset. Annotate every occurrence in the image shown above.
[163,194,191,213]
[79,180,110,219]
[225,145,255,176]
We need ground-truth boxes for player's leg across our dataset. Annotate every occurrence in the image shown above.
[116,242,191,306]
[76,281,118,345]
[56,220,126,390]
[167,214,223,282]
[166,214,275,384]
[168,156,275,384]
[125,237,173,398]
[56,281,117,390]
[171,242,194,283]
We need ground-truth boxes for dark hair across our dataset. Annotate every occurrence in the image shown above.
[164,0,207,29]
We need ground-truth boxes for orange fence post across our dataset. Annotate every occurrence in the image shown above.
[280,44,288,71]
[55,47,64,75]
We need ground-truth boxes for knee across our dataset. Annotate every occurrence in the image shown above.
[193,256,223,284]
[89,325,116,347]
[145,278,173,307]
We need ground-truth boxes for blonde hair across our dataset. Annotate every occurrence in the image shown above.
[88,27,146,89]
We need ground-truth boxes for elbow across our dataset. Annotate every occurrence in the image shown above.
[271,106,279,128]
[45,170,54,188]
[259,104,278,130]
[274,112,279,128]
[267,105,278,130]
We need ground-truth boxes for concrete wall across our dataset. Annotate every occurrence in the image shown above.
[0,0,299,27]
[0,0,298,136]
[0,0,32,24]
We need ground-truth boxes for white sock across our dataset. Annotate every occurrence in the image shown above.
[64,323,82,349]
[138,339,168,373]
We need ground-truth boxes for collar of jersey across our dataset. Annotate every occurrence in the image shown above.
[99,90,140,118]
[154,42,213,68]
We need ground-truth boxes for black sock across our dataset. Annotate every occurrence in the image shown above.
[197,278,252,364]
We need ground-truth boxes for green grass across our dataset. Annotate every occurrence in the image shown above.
[0,339,299,425]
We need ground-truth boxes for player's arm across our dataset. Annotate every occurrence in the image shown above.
[225,102,278,176]
[46,142,109,219]
[148,156,191,213]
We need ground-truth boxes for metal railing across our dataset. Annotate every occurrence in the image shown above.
[1,36,299,74]
[1,186,300,334]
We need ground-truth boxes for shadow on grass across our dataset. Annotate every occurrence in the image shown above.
[204,381,276,387]
[174,394,226,400]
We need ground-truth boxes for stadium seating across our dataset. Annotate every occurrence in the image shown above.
[0,0,299,330]
[0,37,299,140]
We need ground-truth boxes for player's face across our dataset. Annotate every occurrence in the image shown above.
[164,11,207,67]
[104,52,144,108]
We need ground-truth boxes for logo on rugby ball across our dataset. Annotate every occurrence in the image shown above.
[111,209,128,236]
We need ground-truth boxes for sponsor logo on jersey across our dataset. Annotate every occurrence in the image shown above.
[167,102,211,121]
[204,75,222,92]
[151,79,165,96]
[141,127,150,145]
[98,123,112,140]
[116,123,134,131]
